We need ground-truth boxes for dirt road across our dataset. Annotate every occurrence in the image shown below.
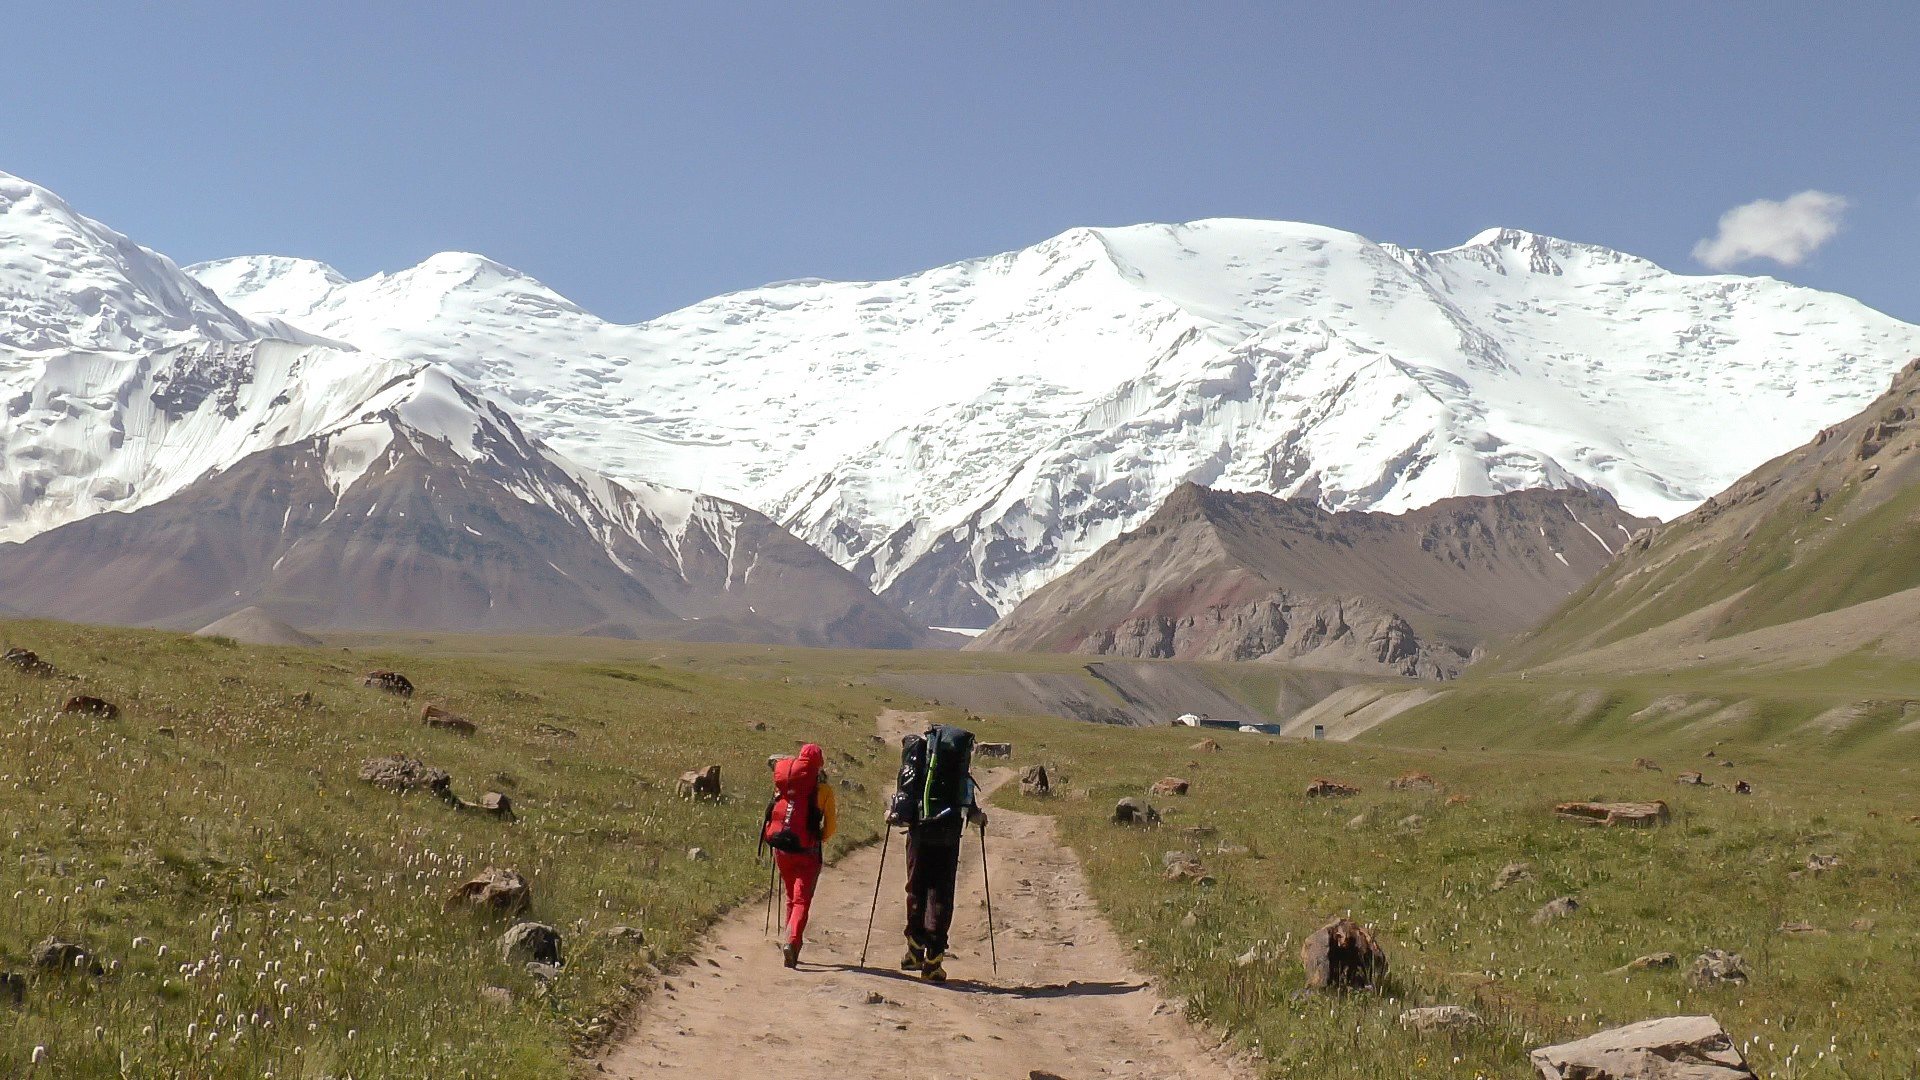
[598,712,1249,1080]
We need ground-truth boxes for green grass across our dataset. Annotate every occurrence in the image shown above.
[0,619,903,1079]
[8,619,1920,1078]
[983,714,1920,1078]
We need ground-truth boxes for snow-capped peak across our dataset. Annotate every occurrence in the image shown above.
[0,170,260,352]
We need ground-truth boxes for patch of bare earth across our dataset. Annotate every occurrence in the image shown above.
[597,711,1250,1079]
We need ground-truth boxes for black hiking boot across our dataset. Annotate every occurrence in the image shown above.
[900,943,926,971]
[782,941,801,969]
[920,953,947,982]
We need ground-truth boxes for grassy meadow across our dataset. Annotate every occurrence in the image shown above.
[986,711,1920,1078]
[4,618,1918,1078]
[0,619,902,1079]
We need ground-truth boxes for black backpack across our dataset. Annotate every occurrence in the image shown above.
[889,724,974,828]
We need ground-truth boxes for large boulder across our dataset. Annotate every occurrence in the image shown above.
[500,922,563,966]
[1687,949,1748,987]
[1491,861,1534,892]
[61,696,120,719]
[1555,800,1670,827]
[1400,1005,1483,1034]
[677,765,721,800]
[359,755,453,797]
[1019,764,1051,797]
[1305,778,1359,798]
[3,648,56,677]
[363,670,415,697]
[1530,1015,1756,1079]
[1111,797,1160,826]
[1388,771,1440,792]
[1300,917,1386,991]
[31,937,101,975]
[446,867,532,916]
[421,703,477,735]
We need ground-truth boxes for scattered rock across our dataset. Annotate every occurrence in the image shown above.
[1849,917,1876,933]
[1607,952,1677,975]
[1111,797,1160,826]
[1687,949,1748,987]
[1164,857,1211,884]
[420,703,476,734]
[1019,763,1051,797]
[1532,896,1581,926]
[976,742,1013,758]
[534,722,578,740]
[1530,1015,1756,1079]
[1216,843,1252,857]
[446,867,532,916]
[363,670,414,697]
[31,937,100,975]
[1300,917,1386,991]
[599,926,647,946]
[677,765,722,800]
[1399,1005,1483,1034]
[460,791,515,820]
[1444,793,1472,806]
[687,847,709,862]
[748,721,767,732]
[1191,738,1220,752]
[480,985,514,1008]
[1732,780,1753,795]
[3,647,56,677]
[1805,852,1841,874]
[0,971,23,1004]
[1150,776,1191,797]
[1633,757,1662,771]
[1179,910,1198,929]
[1778,921,1828,936]
[1305,778,1359,798]
[60,696,120,719]
[1554,800,1670,827]
[1491,861,1533,892]
[1388,771,1440,792]
[1677,770,1707,785]
[1344,810,1372,830]
[837,777,867,793]
[1396,814,1424,832]
[500,922,563,965]
[525,961,561,982]
[359,755,453,797]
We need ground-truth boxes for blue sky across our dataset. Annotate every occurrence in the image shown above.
[3,2,1914,321]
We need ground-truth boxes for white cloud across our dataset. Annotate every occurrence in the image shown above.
[1693,190,1849,270]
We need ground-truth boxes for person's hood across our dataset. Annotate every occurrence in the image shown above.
[798,743,825,770]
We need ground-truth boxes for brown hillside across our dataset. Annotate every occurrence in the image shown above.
[971,484,1650,678]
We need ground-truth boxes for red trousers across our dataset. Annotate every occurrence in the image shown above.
[774,850,823,947]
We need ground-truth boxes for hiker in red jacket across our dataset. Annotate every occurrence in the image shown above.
[762,743,838,968]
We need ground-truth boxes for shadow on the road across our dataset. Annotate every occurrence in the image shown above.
[813,964,1146,998]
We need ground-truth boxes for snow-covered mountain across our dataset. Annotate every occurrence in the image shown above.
[190,219,1920,626]
[0,170,922,645]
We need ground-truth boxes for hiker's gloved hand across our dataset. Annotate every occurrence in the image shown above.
[967,807,988,828]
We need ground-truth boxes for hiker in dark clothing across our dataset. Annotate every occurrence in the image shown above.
[901,786,983,980]
[887,724,983,982]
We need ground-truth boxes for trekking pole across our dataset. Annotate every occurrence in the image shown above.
[764,855,776,938]
[857,826,892,969]
[979,820,997,975]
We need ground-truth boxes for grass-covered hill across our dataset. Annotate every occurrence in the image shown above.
[0,618,907,1078]
[1495,356,1920,676]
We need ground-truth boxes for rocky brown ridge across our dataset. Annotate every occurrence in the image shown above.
[1498,355,1920,673]
[971,483,1651,678]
